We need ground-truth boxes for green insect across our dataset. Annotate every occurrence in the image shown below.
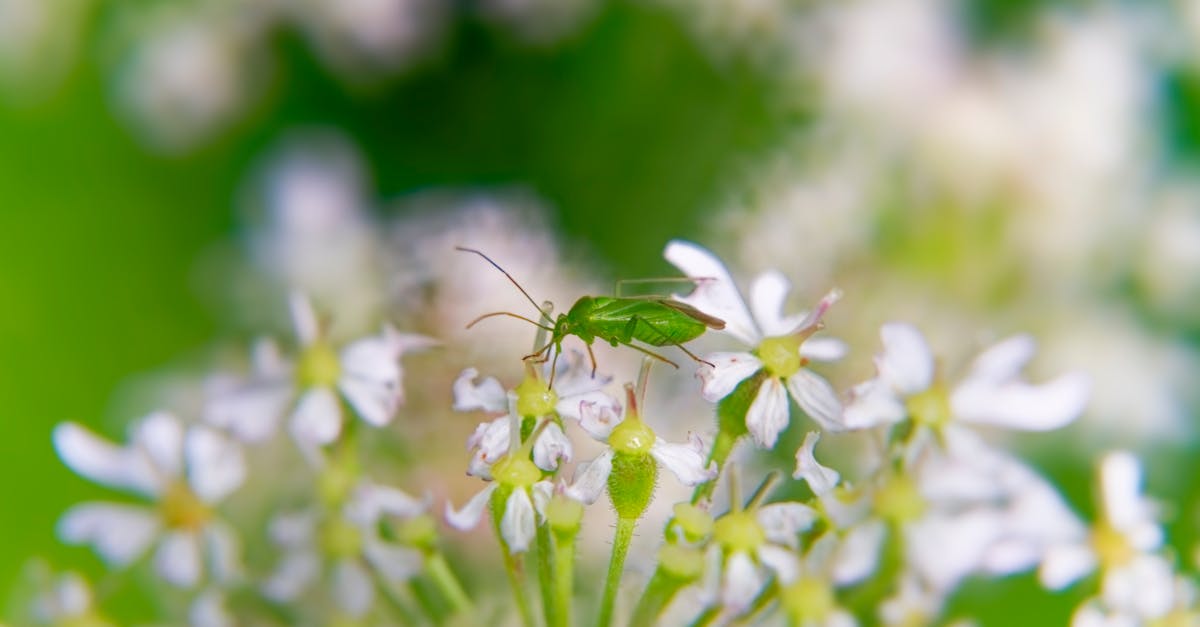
[456,247,725,375]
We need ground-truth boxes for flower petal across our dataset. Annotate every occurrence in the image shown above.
[185,427,245,504]
[451,368,507,413]
[952,372,1091,431]
[268,510,317,547]
[53,422,158,496]
[288,292,319,346]
[697,352,761,402]
[531,481,554,519]
[289,387,342,449]
[533,421,572,471]
[445,484,498,531]
[57,503,159,566]
[746,377,790,448]
[338,334,404,427]
[1099,451,1156,538]
[557,390,621,423]
[155,530,202,588]
[1102,554,1175,618]
[1039,543,1098,590]
[758,544,800,585]
[134,412,185,479]
[501,489,536,553]
[749,270,804,337]
[547,349,612,399]
[832,520,886,585]
[877,322,934,395]
[364,538,423,583]
[203,379,292,443]
[650,435,716,486]
[793,431,840,496]
[466,417,510,479]
[842,378,906,430]
[801,337,849,362]
[203,522,242,583]
[578,399,623,441]
[262,551,319,601]
[565,450,613,505]
[347,481,427,525]
[721,551,764,615]
[333,559,374,617]
[663,240,759,345]
[786,369,845,432]
[189,589,233,627]
[967,334,1036,383]
[757,502,819,548]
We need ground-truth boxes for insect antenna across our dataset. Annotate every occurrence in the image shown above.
[466,311,555,331]
[455,247,553,324]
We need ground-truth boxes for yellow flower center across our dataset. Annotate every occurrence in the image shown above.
[159,481,211,530]
[873,474,926,524]
[1091,522,1135,569]
[906,387,951,428]
[783,576,836,623]
[515,376,558,418]
[321,517,363,559]
[297,340,341,388]
[713,511,766,554]
[492,454,542,489]
[673,502,715,541]
[756,335,803,378]
[609,416,656,456]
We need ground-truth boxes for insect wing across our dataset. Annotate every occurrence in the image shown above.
[657,299,726,330]
[584,298,707,346]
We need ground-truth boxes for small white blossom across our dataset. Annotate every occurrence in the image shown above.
[53,413,244,588]
[665,240,847,446]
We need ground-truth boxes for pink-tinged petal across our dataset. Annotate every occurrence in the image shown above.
[290,387,342,448]
[501,489,536,553]
[842,379,906,430]
[1039,543,1097,590]
[697,352,761,402]
[467,417,510,479]
[445,484,498,531]
[796,289,842,331]
[269,511,317,547]
[877,323,934,395]
[57,503,159,566]
[1102,554,1175,618]
[663,240,759,345]
[578,399,624,441]
[721,551,764,615]
[565,450,613,505]
[547,349,612,398]
[801,337,848,362]
[533,422,572,471]
[134,412,185,479]
[338,335,404,427]
[363,538,423,583]
[833,520,886,585]
[347,482,427,525]
[203,380,292,443]
[650,435,716,486]
[793,432,840,496]
[53,422,158,496]
[262,551,319,601]
[557,390,620,423]
[757,544,800,585]
[288,292,320,346]
[155,530,202,588]
[451,368,507,413]
[203,522,242,584]
[185,427,245,504]
[1098,452,1157,540]
[785,370,845,432]
[757,502,818,548]
[952,372,1091,431]
[333,559,374,617]
[967,334,1036,383]
[749,271,804,338]
[746,377,790,448]
[189,589,233,627]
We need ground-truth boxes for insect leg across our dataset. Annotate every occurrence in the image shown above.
[619,340,680,369]
[585,342,598,378]
[627,315,714,368]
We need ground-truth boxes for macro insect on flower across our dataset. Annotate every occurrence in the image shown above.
[455,246,726,376]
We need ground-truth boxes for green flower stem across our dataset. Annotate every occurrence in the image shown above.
[629,568,685,627]
[688,605,720,627]
[553,530,576,627]
[366,560,422,624]
[691,428,738,504]
[425,551,474,619]
[597,516,638,627]
[500,545,536,627]
[536,523,561,627]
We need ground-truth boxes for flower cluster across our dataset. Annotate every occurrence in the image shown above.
[32,238,1199,627]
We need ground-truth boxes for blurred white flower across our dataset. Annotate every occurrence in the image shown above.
[30,569,108,626]
[53,413,244,588]
[291,0,446,78]
[262,480,426,619]
[204,293,435,461]
[665,240,847,446]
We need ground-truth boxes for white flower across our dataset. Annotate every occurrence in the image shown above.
[843,322,1091,435]
[563,389,716,505]
[793,431,840,497]
[205,293,435,461]
[262,480,427,619]
[664,240,847,446]
[1040,451,1174,621]
[31,569,105,625]
[53,413,244,588]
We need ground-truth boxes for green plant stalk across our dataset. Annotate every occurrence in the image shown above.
[426,551,474,619]
[492,490,536,627]
[688,605,720,627]
[536,523,561,627]
[366,560,422,624]
[553,530,576,627]
[691,428,738,504]
[629,568,686,627]
[597,516,638,627]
